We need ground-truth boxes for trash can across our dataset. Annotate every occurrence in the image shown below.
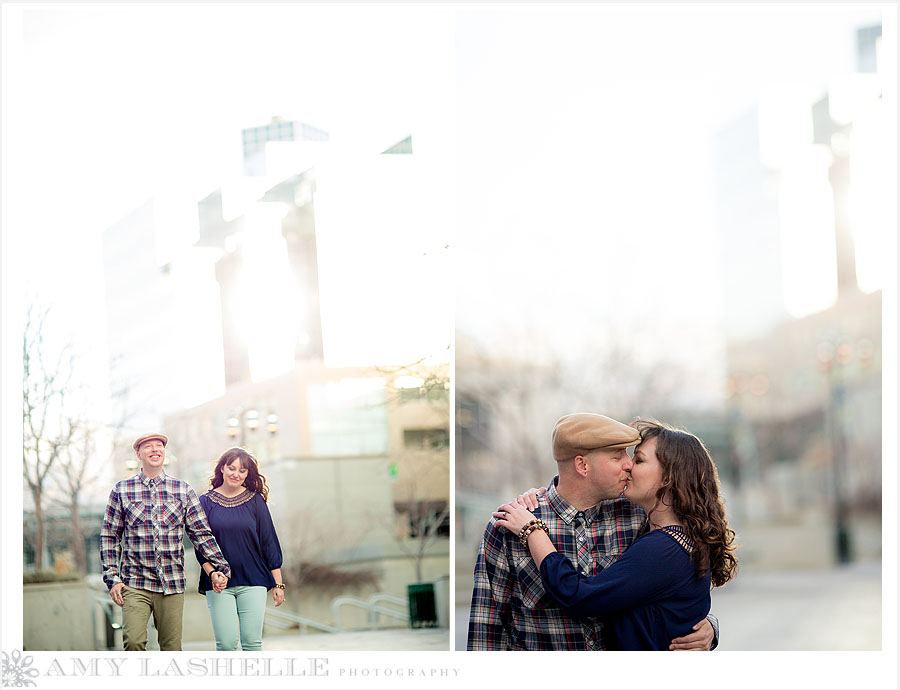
[407,583,438,628]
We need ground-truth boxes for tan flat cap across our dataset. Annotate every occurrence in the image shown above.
[133,433,168,452]
[552,413,639,460]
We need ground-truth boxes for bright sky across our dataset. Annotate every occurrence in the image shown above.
[454,4,890,393]
[2,3,889,389]
[3,3,455,393]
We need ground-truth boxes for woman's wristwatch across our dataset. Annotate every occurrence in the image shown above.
[274,583,285,590]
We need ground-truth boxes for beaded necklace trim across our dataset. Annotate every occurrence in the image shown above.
[658,525,695,554]
[208,489,254,508]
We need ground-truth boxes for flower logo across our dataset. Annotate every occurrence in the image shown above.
[1,650,39,688]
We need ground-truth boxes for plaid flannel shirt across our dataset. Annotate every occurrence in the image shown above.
[100,470,230,594]
[467,477,648,650]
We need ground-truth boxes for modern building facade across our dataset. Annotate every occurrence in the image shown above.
[101,199,224,478]
[716,22,885,568]
[162,358,449,628]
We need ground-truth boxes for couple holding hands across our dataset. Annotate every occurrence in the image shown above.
[100,434,284,651]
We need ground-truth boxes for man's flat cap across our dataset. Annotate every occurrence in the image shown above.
[552,413,639,460]
[133,433,168,452]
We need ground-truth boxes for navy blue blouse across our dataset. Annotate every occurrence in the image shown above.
[540,528,711,650]
[195,489,283,595]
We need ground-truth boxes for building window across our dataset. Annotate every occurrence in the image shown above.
[307,378,388,456]
[403,428,449,451]
[399,384,448,403]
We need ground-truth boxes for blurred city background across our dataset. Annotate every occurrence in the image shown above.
[5,6,452,651]
[454,7,892,650]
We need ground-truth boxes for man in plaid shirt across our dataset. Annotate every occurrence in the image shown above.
[101,432,231,651]
[466,413,718,650]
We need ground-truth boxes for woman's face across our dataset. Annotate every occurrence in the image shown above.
[222,458,249,490]
[623,436,664,510]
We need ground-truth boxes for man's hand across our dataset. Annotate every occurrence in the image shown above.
[210,571,228,593]
[670,617,714,650]
[109,583,125,607]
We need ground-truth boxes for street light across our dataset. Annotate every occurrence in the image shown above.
[226,408,278,458]
[817,337,870,565]
[724,370,770,521]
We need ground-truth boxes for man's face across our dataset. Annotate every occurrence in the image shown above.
[136,440,166,474]
[623,436,664,508]
[583,447,634,500]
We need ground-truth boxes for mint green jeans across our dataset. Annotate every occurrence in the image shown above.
[205,585,267,651]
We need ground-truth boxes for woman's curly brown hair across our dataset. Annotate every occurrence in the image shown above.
[632,419,738,587]
[209,447,270,503]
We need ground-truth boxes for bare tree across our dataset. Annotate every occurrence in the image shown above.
[376,355,451,415]
[22,304,79,571]
[46,368,135,574]
[377,357,450,583]
[455,333,564,495]
[48,429,93,574]
[391,444,450,582]
[278,507,380,593]
[455,328,693,497]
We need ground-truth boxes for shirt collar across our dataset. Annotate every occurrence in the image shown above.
[546,475,610,526]
[139,469,166,487]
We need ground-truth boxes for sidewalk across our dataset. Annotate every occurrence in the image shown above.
[183,627,450,652]
[455,560,882,650]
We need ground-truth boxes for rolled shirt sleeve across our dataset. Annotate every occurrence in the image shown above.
[183,486,231,579]
[708,613,720,650]
[99,486,125,591]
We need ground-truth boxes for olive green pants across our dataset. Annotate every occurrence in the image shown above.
[121,585,185,651]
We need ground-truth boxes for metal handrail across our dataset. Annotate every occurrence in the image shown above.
[94,594,123,629]
[331,593,409,629]
[264,607,341,634]
[368,593,408,609]
[93,594,123,650]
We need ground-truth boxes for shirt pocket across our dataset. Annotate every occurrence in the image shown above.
[161,501,185,530]
[123,501,147,527]
[512,554,556,610]
[593,551,618,574]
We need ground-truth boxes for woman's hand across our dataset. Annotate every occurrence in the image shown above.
[210,571,228,593]
[516,487,547,510]
[493,502,537,534]
[272,587,285,607]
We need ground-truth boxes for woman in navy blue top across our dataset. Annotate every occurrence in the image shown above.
[195,447,284,651]
[495,419,737,650]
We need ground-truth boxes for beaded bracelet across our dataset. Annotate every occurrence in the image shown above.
[521,523,549,546]
[517,519,540,544]
[519,519,550,547]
